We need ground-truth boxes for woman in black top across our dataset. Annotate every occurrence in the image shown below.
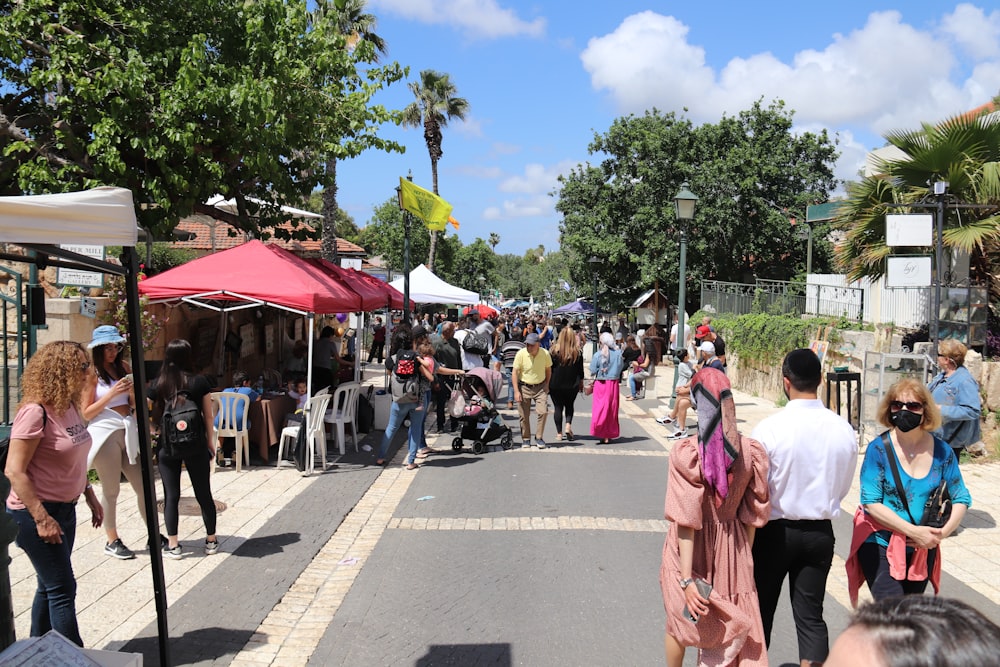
[549,327,585,441]
[148,339,218,560]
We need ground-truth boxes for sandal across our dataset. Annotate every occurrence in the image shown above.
[375,459,387,466]
[556,433,563,441]
[405,463,419,470]
[566,430,574,441]
[625,396,635,401]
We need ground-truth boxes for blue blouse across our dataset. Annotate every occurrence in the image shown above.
[860,432,972,547]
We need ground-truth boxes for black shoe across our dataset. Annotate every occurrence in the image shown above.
[105,538,135,560]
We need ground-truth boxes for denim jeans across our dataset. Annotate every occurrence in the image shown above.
[378,399,427,464]
[504,367,514,405]
[628,373,646,398]
[10,502,82,645]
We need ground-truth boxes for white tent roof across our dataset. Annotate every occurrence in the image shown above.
[0,187,138,245]
[205,194,322,220]
[389,264,479,305]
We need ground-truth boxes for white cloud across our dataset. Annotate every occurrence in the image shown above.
[455,116,484,137]
[941,3,1000,59]
[498,160,577,195]
[370,0,545,39]
[580,8,1000,186]
[482,195,552,220]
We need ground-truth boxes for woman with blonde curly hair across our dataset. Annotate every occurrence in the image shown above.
[549,325,584,441]
[5,341,104,646]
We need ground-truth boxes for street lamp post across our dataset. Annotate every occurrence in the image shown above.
[395,171,414,322]
[671,184,698,398]
[589,256,600,353]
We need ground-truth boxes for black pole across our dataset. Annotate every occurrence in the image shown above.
[122,247,171,667]
[931,192,945,356]
[403,211,411,323]
[592,269,598,353]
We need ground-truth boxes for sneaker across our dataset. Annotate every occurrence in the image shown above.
[222,458,234,468]
[668,429,690,440]
[535,439,546,449]
[105,538,135,560]
[656,416,676,425]
[162,544,183,560]
[521,440,531,448]
[205,540,219,556]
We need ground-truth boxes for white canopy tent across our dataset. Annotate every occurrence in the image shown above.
[0,187,172,664]
[389,264,479,305]
[204,194,322,220]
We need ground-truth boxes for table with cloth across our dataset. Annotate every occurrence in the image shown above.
[248,394,297,460]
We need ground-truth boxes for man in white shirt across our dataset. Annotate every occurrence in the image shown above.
[751,349,858,667]
[668,312,691,357]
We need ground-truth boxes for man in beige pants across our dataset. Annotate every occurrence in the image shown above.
[512,332,552,448]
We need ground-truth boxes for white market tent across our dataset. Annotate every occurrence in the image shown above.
[0,187,172,665]
[389,263,478,305]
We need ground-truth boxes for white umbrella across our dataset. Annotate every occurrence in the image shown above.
[205,194,322,220]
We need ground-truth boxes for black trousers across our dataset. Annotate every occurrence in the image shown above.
[857,541,936,601]
[753,518,835,663]
[434,376,459,431]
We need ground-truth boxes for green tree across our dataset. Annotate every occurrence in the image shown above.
[556,101,838,313]
[0,0,405,242]
[488,232,500,252]
[443,238,496,292]
[835,111,1000,284]
[318,0,391,265]
[401,69,469,272]
[359,198,430,275]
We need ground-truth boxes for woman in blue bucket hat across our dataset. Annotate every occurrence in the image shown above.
[79,325,153,560]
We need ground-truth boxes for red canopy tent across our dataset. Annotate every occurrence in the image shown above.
[463,303,499,318]
[304,258,403,311]
[139,239,364,312]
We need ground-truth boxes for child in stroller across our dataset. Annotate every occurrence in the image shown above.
[450,367,513,454]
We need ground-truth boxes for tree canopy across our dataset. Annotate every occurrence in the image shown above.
[0,0,405,241]
[556,100,839,312]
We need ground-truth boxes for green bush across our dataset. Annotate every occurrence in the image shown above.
[695,311,843,367]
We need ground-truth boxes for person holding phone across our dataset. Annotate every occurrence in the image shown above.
[80,325,150,560]
[660,368,770,667]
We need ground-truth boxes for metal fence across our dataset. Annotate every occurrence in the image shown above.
[700,279,865,321]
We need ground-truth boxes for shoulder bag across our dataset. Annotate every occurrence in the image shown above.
[880,432,952,529]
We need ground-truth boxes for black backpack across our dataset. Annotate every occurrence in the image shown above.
[462,331,491,355]
[160,391,206,458]
[356,386,375,433]
[390,350,422,403]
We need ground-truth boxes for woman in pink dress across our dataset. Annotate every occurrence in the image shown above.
[660,368,771,666]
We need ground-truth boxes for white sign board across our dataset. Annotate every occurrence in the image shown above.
[340,257,362,271]
[886,214,933,247]
[57,244,105,288]
[887,256,932,287]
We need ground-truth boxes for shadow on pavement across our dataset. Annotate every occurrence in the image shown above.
[415,643,512,666]
[231,531,300,558]
[119,626,252,666]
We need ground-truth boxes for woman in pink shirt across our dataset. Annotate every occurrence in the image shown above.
[5,341,104,646]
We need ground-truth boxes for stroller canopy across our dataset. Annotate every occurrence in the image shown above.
[466,367,503,403]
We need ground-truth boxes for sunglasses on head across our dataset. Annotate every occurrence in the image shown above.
[889,400,923,412]
[80,361,92,373]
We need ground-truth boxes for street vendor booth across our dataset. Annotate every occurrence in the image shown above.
[388,264,478,305]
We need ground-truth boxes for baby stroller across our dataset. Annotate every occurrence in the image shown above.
[450,367,513,455]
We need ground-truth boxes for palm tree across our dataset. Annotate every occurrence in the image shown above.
[401,69,469,271]
[835,109,1000,288]
[319,0,387,265]
[488,232,500,252]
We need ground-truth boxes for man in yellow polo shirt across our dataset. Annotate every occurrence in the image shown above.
[512,332,552,448]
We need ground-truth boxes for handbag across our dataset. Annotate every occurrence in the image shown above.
[447,389,466,418]
[583,379,595,396]
[881,432,952,528]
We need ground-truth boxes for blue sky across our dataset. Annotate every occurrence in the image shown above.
[336,1,1000,256]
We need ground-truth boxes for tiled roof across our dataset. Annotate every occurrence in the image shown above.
[172,216,366,257]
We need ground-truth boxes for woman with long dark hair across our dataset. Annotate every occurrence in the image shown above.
[148,339,218,559]
[5,341,104,645]
[549,326,584,441]
[80,325,147,560]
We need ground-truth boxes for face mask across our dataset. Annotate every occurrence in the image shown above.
[890,409,922,433]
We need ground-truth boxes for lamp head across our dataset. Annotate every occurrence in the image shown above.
[674,183,699,221]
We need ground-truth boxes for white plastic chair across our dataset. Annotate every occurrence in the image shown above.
[277,392,333,474]
[324,381,361,456]
[211,391,251,472]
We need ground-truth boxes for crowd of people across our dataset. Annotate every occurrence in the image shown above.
[3,308,994,661]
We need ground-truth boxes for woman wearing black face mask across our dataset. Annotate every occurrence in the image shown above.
[847,379,971,602]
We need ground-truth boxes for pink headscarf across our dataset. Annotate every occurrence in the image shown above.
[689,368,740,504]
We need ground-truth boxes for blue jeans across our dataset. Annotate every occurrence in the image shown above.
[378,399,427,464]
[628,373,643,398]
[504,367,514,405]
[10,502,82,645]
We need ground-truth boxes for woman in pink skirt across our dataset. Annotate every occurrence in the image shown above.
[661,368,771,666]
[588,332,624,444]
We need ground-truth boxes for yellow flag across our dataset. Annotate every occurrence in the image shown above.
[448,215,460,230]
[399,178,453,231]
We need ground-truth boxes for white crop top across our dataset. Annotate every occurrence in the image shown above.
[95,377,130,410]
